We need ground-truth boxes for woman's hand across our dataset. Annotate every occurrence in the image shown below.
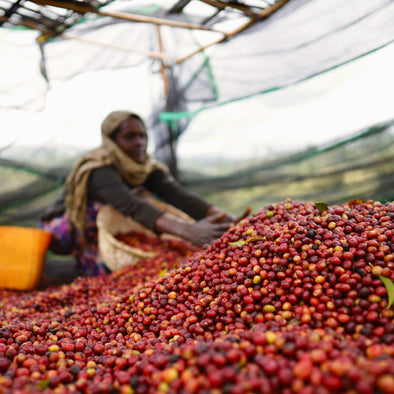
[155,206,251,248]
[155,212,234,247]
[186,212,233,247]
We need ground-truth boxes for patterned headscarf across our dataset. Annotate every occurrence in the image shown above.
[65,111,167,233]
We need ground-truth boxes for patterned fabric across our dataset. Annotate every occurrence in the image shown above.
[39,212,74,255]
[40,201,110,277]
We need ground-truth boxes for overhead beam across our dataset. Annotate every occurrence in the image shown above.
[36,30,168,62]
[259,0,291,18]
[176,0,291,64]
[199,0,262,18]
[28,0,224,33]
[176,17,256,64]
[98,9,223,32]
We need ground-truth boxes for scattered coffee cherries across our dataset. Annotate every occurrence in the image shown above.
[0,200,393,393]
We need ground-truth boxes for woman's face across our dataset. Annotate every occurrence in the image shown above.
[114,117,148,163]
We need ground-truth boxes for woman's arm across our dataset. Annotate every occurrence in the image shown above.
[145,170,218,220]
[154,211,233,247]
[89,166,248,247]
[147,169,250,224]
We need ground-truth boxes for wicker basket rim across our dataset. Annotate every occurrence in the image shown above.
[97,205,157,259]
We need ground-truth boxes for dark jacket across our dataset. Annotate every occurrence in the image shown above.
[41,166,211,230]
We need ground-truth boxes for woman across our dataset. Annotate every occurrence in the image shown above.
[41,110,248,276]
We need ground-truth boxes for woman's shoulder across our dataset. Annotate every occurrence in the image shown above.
[89,165,122,186]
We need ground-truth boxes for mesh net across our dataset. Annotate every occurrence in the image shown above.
[179,120,394,215]
[0,0,393,225]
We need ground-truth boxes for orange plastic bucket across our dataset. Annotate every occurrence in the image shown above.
[0,226,51,290]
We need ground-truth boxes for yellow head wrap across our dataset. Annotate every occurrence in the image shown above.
[65,111,167,233]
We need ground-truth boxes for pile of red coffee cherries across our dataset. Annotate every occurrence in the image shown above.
[0,199,393,393]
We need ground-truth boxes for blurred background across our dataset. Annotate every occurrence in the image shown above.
[1,0,393,227]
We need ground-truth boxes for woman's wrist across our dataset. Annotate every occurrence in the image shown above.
[205,206,224,217]
[206,206,236,223]
[154,212,192,239]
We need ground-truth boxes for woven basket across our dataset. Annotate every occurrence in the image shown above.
[97,199,193,272]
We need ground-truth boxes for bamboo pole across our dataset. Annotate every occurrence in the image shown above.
[56,33,168,61]
[201,0,292,19]
[259,0,292,18]
[175,17,256,64]
[26,0,95,14]
[98,9,221,32]
[156,25,169,99]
